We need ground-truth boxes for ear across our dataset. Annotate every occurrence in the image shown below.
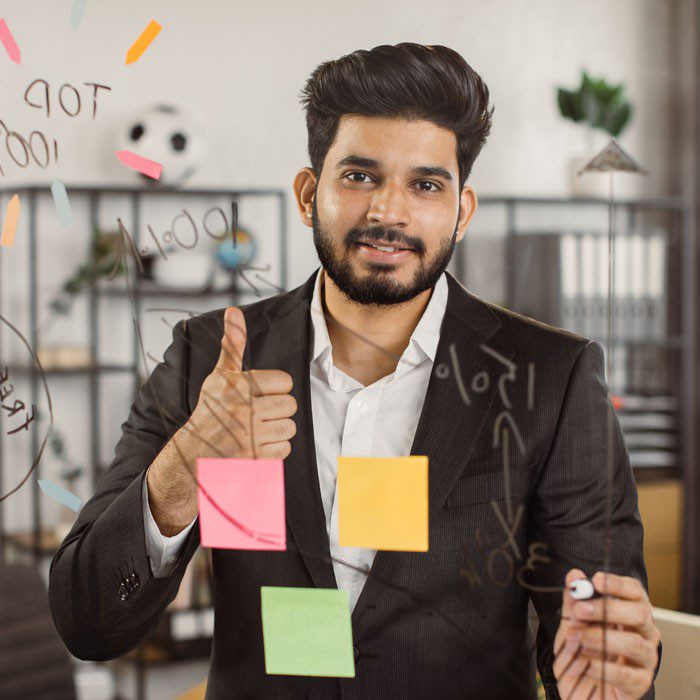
[455,185,478,243]
[293,167,318,227]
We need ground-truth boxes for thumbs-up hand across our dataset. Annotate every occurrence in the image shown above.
[146,307,297,536]
[198,306,297,460]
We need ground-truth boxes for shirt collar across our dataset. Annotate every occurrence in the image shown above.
[309,268,448,368]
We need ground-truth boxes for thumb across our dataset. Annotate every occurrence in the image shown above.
[216,306,247,372]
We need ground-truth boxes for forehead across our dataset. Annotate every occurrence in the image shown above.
[328,114,458,172]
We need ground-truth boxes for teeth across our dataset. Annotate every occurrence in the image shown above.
[370,244,397,252]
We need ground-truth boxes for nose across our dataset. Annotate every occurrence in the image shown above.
[366,181,411,229]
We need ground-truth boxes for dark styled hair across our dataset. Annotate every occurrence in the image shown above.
[299,42,494,190]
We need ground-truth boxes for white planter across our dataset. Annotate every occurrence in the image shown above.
[152,248,214,289]
[568,154,612,198]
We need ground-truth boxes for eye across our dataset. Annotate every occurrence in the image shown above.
[130,123,145,141]
[171,133,187,152]
[344,171,373,184]
[415,180,441,192]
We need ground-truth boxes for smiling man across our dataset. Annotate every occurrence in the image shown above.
[49,43,660,699]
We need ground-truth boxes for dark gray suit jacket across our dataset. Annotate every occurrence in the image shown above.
[48,270,655,699]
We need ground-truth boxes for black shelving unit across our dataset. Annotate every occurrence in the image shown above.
[0,184,287,700]
[0,185,288,567]
[454,195,693,478]
[453,195,695,611]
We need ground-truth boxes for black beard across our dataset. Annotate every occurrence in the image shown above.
[311,198,459,306]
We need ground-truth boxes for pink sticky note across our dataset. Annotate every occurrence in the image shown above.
[197,458,286,550]
[115,149,162,180]
[0,19,20,64]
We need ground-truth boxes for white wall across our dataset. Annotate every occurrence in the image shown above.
[0,0,680,287]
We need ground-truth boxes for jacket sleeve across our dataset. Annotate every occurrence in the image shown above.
[48,319,202,661]
[524,340,656,699]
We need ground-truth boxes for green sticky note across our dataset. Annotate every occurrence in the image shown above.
[261,586,355,677]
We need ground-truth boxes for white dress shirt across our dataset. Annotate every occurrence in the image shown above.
[142,269,448,610]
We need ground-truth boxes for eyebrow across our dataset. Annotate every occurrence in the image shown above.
[335,155,454,183]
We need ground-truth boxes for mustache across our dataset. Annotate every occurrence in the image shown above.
[344,227,425,254]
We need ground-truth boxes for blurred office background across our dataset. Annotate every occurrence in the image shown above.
[0,0,699,698]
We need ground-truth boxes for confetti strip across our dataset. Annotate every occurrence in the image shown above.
[0,19,20,64]
[125,19,162,65]
[0,194,20,247]
[115,149,162,180]
[51,179,74,228]
[70,0,87,30]
[38,479,82,512]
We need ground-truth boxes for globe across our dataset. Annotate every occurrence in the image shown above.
[215,227,256,270]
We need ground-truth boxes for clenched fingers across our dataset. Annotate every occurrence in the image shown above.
[255,418,297,445]
[251,393,297,421]
[573,597,655,636]
[577,625,657,668]
[584,658,655,698]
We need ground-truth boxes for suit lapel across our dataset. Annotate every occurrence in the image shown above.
[246,273,337,590]
[352,273,516,625]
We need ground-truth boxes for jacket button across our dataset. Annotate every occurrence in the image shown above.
[353,646,360,662]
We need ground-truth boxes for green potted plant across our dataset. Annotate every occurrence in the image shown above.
[556,70,633,196]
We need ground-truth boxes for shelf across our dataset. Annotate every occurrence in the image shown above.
[96,281,280,299]
[6,363,135,376]
[633,467,682,483]
[477,195,686,209]
[97,281,236,298]
[5,529,62,556]
[119,608,214,666]
[120,639,211,667]
[0,184,284,198]
[586,335,689,349]
[615,394,677,412]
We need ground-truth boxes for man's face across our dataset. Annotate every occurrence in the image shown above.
[304,115,476,306]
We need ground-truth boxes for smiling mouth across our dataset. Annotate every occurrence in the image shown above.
[355,241,415,253]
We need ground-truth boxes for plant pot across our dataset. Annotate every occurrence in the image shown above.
[152,248,214,290]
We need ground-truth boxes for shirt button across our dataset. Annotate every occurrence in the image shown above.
[355,400,368,413]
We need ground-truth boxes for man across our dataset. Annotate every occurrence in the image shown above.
[49,43,660,699]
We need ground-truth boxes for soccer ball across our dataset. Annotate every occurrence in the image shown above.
[117,104,203,187]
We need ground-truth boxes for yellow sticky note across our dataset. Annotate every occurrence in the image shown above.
[338,456,428,551]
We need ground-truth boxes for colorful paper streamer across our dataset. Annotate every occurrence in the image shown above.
[70,0,87,30]
[115,149,163,180]
[0,194,20,247]
[0,19,20,64]
[125,19,162,64]
[51,179,74,229]
[38,479,82,512]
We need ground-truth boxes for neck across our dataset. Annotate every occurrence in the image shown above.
[321,269,434,386]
